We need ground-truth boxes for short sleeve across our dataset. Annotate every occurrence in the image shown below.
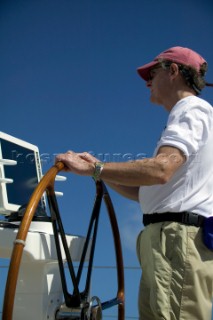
[158,100,213,159]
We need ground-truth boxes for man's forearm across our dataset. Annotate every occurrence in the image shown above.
[100,159,166,187]
[99,147,185,187]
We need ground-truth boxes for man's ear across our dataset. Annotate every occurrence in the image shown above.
[169,63,179,78]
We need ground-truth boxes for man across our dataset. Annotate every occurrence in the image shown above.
[56,46,213,319]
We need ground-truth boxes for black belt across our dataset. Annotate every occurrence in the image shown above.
[143,211,205,227]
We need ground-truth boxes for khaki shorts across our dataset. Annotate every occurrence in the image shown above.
[136,222,213,320]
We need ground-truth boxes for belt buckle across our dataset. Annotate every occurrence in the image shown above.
[182,212,199,226]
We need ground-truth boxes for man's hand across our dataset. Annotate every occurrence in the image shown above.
[55,151,99,176]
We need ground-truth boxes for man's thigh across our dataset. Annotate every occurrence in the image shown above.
[137,222,213,320]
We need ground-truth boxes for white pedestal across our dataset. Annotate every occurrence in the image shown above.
[0,221,88,320]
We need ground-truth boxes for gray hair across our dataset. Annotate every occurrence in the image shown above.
[159,59,208,95]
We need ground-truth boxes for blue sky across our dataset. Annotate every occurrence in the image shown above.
[0,0,213,319]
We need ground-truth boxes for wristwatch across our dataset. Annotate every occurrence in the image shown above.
[93,162,104,182]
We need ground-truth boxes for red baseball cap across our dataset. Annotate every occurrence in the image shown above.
[137,46,207,81]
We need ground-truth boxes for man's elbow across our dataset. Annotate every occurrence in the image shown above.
[157,168,174,184]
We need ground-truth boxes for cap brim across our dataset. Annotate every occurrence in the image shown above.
[137,60,159,81]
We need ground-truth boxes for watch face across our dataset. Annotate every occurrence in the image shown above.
[93,162,104,181]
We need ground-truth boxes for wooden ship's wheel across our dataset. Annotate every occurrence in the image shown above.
[2,162,125,320]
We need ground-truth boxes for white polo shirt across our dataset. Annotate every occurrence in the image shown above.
[139,96,213,218]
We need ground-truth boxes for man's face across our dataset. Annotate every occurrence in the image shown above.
[147,65,170,105]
